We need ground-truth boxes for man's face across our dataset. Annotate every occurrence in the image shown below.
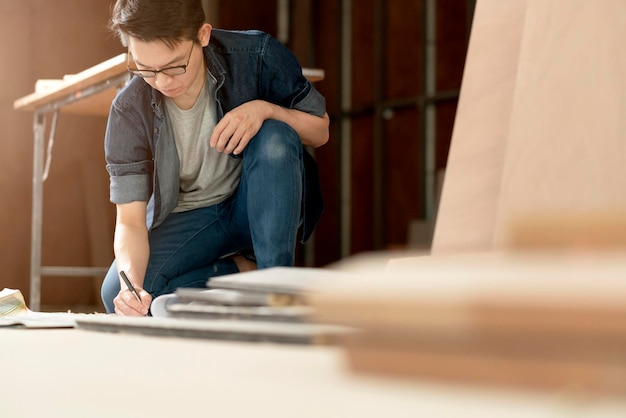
[127,37,204,101]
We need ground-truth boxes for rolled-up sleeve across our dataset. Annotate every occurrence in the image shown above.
[104,85,154,205]
[107,166,153,204]
[291,85,327,117]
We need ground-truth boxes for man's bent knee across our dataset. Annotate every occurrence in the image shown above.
[245,120,302,163]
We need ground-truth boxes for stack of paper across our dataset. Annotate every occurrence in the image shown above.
[153,268,317,322]
[0,288,78,328]
[76,267,355,344]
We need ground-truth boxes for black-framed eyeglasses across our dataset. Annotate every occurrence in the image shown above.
[127,42,195,78]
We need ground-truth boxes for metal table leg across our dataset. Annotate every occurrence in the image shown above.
[25,72,130,311]
[30,112,45,311]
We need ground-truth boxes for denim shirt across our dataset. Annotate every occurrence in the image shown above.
[104,29,327,242]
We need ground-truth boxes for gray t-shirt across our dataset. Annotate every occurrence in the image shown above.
[164,74,242,213]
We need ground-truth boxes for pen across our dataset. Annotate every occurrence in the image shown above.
[120,270,142,303]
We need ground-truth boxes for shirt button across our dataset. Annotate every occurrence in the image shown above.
[154,128,158,134]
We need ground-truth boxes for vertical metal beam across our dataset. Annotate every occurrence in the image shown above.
[302,0,317,267]
[423,0,437,223]
[340,0,353,258]
[306,0,316,66]
[372,0,385,249]
[277,0,290,43]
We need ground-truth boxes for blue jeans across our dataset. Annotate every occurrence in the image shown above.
[101,120,304,313]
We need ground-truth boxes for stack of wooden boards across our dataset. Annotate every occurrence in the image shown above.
[308,251,626,396]
[390,0,626,396]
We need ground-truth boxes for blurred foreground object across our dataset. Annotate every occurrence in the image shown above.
[507,211,626,250]
[432,0,626,254]
[310,251,626,396]
[361,0,626,395]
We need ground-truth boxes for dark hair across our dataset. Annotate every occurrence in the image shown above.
[110,0,206,48]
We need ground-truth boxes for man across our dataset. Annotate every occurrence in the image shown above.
[101,0,329,316]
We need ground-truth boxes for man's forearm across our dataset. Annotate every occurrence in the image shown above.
[265,102,330,148]
[113,223,150,288]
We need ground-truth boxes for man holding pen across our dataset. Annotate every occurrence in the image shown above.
[100,0,329,315]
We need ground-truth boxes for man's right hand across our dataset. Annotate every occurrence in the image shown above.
[113,286,152,316]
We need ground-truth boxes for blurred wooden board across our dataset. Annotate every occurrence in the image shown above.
[432,0,529,254]
[312,251,626,328]
[433,0,626,253]
[344,340,626,396]
[311,250,626,395]
[493,1,626,246]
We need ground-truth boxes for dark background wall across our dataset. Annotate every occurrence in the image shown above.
[216,0,473,264]
[2,0,473,310]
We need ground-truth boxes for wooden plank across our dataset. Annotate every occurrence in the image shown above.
[302,68,325,83]
[432,0,528,254]
[493,0,626,246]
[345,341,626,395]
